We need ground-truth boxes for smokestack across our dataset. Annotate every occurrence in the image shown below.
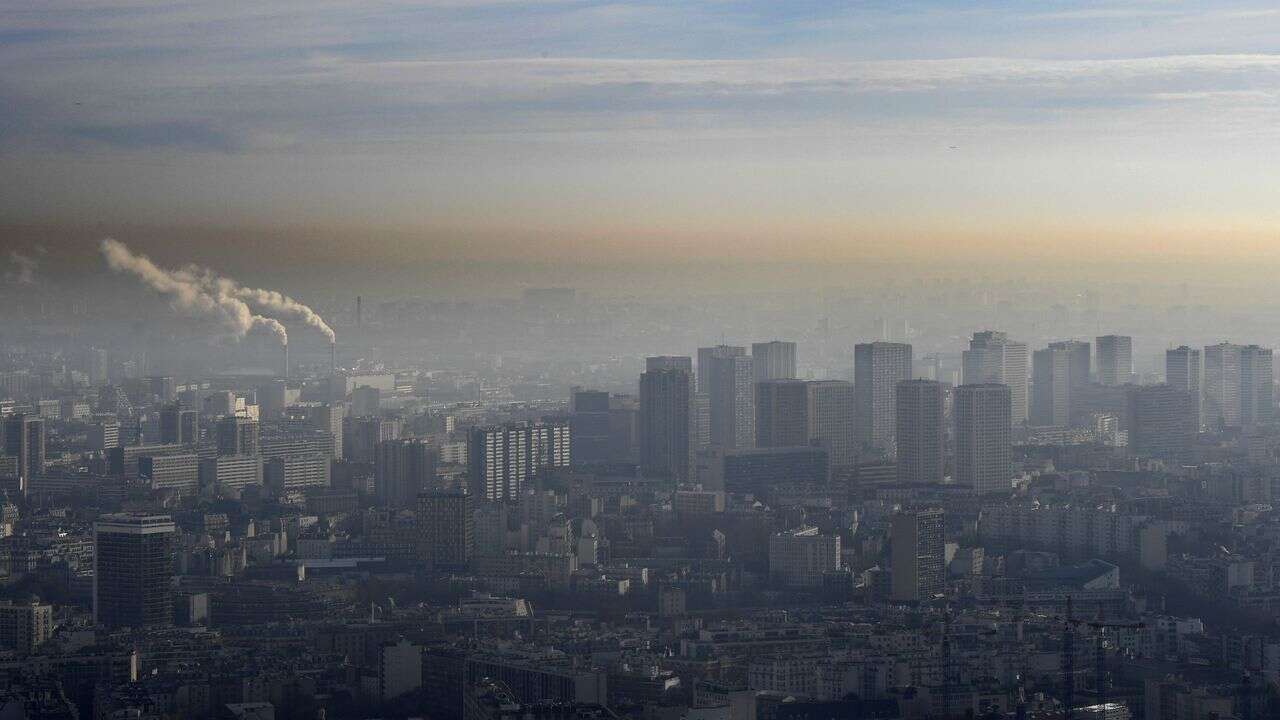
[283,342,289,379]
[356,296,362,327]
[330,341,336,376]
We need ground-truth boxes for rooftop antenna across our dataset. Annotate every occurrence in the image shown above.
[1241,672,1253,720]
[1062,595,1075,720]
[942,608,953,719]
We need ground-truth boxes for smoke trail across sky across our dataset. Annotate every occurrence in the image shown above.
[100,238,288,344]
[193,273,335,343]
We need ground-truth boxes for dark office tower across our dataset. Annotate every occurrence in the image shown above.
[417,491,473,570]
[467,421,570,502]
[955,384,1012,496]
[854,341,912,453]
[640,363,694,482]
[344,416,402,464]
[1166,346,1202,428]
[351,386,381,418]
[962,331,1029,424]
[158,406,198,446]
[1240,345,1274,427]
[807,380,856,469]
[1127,384,1198,459]
[376,438,438,509]
[93,514,175,629]
[257,380,288,421]
[756,379,810,447]
[696,346,736,392]
[215,416,259,456]
[896,380,945,484]
[569,389,612,465]
[1030,340,1090,426]
[608,395,640,463]
[1096,335,1133,386]
[1204,343,1243,429]
[3,414,44,489]
[146,376,176,403]
[890,508,945,602]
[752,341,797,382]
[704,347,755,449]
[307,403,345,460]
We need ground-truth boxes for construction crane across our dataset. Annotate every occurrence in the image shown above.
[929,608,998,719]
[1240,672,1253,720]
[1086,604,1144,708]
[1015,674,1027,720]
[1056,596,1144,719]
[942,612,951,720]
[1061,596,1076,720]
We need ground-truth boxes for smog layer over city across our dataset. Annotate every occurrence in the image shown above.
[2,2,1280,720]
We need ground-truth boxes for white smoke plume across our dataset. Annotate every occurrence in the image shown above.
[190,271,335,343]
[234,287,336,343]
[100,238,288,345]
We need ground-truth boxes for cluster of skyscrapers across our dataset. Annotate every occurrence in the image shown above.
[636,337,1017,495]
[629,332,1263,497]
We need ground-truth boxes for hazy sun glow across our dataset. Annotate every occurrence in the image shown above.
[2,1,1279,267]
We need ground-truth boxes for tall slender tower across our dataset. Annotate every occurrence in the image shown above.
[93,514,175,629]
[3,414,45,491]
[1030,340,1090,427]
[854,341,912,453]
[890,508,945,602]
[751,341,797,382]
[1095,335,1132,386]
[702,346,755,449]
[807,380,856,469]
[1241,345,1274,427]
[955,384,1012,495]
[1166,345,1202,429]
[896,379,945,484]
[639,358,694,481]
[962,331,1028,424]
[1204,343,1243,429]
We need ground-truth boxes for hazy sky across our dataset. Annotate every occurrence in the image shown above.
[2,1,1279,265]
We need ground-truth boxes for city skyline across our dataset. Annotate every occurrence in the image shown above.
[3,4,1280,719]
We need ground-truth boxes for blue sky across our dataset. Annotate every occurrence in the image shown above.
[2,1,1279,263]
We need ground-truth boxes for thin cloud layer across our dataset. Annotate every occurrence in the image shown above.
[2,1,1279,251]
